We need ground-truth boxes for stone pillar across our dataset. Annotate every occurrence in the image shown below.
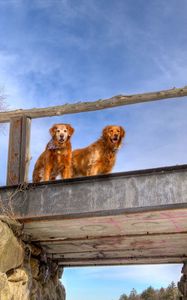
[178,262,187,300]
[0,219,66,300]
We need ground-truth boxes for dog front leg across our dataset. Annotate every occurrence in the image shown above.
[86,165,99,176]
[61,164,72,179]
[49,175,56,181]
[44,164,53,181]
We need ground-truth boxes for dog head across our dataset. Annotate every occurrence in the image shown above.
[102,125,125,148]
[49,124,74,144]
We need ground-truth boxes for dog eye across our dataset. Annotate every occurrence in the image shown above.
[110,130,113,133]
[57,129,60,133]
[64,129,67,132]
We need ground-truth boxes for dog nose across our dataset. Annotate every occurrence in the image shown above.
[60,134,64,138]
[114,134,118,138]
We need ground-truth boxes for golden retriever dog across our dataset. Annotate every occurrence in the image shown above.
[33,124,74,182]
[72,125,125,177]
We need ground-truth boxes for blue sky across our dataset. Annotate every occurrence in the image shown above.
[63,264,182,300]
[0,0,187,299]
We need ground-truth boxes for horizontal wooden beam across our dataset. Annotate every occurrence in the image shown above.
[33,230,187,243]
[57,255,187,266]
[0,86,187,122]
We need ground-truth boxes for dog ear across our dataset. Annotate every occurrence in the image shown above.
[120,126,125,138]
[102,126,110,138]
[67,124,74,137]
[49,125,57,137]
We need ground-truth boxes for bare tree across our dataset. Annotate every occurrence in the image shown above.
[0,88,8,133]
[0,88,7,112]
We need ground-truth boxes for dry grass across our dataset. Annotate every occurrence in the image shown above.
[0,183,30,232]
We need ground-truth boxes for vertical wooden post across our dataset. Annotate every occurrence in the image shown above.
[7,117,22,185]
[20,117,31,183]
[7,116,31,185]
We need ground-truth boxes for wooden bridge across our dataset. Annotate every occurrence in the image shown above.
[1,164,187,267]
[0,86,187,268]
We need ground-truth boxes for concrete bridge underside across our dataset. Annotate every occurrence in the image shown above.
[1,165,187,267]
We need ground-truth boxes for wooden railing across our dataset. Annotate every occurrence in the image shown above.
[1,86,187,185]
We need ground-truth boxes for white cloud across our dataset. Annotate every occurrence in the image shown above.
[0,0,187,109]
[1,0,187,180]
[0,4,187,299]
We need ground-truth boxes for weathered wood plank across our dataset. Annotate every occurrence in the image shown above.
[52,248,187,260]
[0,86,187,122]
[20,208,187,266]
[57,253,187,261]
[23,209,187,241]
[20,117,31,183]
[6,117,31,185]
[7,118,22,185]
[42,233,187,254]
[57,256,187,266]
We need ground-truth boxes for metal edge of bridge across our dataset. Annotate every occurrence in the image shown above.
[0,164,187,222]
[1,163,187,191]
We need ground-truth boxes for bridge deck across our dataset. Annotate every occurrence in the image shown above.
[1,165,187,266]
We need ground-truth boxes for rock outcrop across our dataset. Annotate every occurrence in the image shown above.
[0,220,65,300]
[0,220,24,273]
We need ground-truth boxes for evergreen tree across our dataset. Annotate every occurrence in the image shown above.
[129,288,139,300]
[164,281,180,300]
[119,294,128,300]
[118,281,181,300]
[141,286,157,300]
[158,287,166,300]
